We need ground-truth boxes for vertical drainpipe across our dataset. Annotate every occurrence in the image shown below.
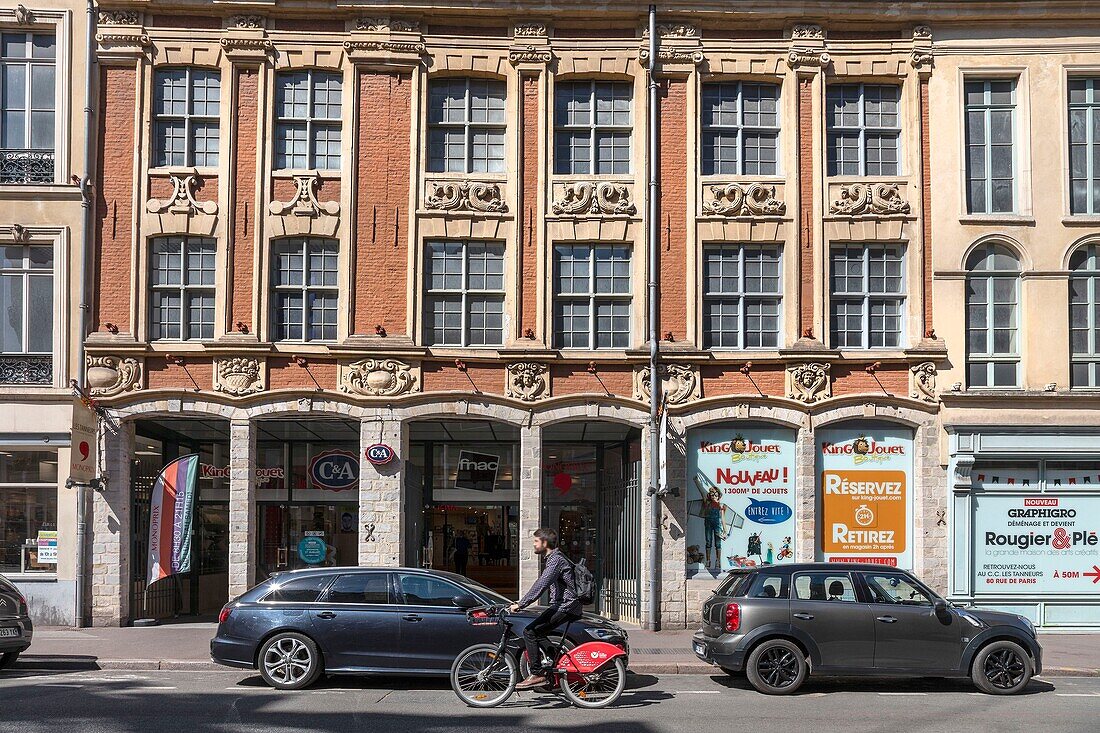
[646,4,661,631]
[74,0,97,628]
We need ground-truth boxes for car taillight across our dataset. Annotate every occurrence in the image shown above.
[218,606,232,624]
[724,602,740,633]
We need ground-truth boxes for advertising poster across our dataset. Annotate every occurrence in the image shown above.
[686,424,796,577]
[972,493,1100,594]
[817,424,913,568]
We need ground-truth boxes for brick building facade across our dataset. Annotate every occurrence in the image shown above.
[54,1,1100,629]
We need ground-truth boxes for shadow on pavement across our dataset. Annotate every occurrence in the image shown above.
[714,673,1057,696]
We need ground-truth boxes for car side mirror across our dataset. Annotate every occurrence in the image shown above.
[452,594,480,609]
[933,599,948,614]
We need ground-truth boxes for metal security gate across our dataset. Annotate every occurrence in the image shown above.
[596,472,641,623]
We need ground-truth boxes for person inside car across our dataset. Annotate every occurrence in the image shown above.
[508,527,582,691]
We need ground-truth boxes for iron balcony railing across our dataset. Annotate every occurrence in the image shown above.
[0,355,53,385]
[0,149,55,184]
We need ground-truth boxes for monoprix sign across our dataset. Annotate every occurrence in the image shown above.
[309,450,359,491]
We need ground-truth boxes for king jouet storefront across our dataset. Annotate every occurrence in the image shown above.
[948,424,1100,629]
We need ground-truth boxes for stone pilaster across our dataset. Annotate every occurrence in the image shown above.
[638,422,658,629]
[795,424,818,562]
[518,423,543,593]
[228,419,256,598]
[91,420,133,625]
[359,416,405,566]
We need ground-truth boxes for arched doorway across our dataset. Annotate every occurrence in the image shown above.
[542,421,642,622]
[406,419,521,597]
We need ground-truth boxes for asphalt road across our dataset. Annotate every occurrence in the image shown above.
[1,669,1098,733]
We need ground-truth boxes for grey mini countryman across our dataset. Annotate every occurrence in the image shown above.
[693,563,1041,695]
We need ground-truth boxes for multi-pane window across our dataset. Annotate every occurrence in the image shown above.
[275,70,342,170]
[702,245,782,348]
[153,68,220,168]
[826,84,901,176]
[1069,78,1100,215]
[1070,244,1100,387]
[149,237,216,341]
[830,244,906,349]
[423,240,505,347]
[271,238,339,341]
[965,79,1016,214]
[0,245,52,354]
[554,245,632,349]
[966,242,1020,388]
[702,82,780,176]
[428,78,506,173]
[0,32,56,183]
[554,81,631,175]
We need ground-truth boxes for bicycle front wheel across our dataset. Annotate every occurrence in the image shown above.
[559,657,627,708]
[450,644,517,708]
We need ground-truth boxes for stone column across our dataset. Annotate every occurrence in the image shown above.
[359,415,404,567]
[518,423,542,594]
[91,420,133,626]
[795,421,818,562]
[639,422,657,629]
[228,418,256,598]
[659,418,689,629]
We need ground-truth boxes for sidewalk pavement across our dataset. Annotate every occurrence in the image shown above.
[12,623,1099,676]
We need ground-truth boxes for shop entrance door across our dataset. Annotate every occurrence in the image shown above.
[258,503,358,578]
[424,504,518,598]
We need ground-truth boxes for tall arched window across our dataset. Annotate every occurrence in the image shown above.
[966,242,1020,388]
[1070,243,1100,387]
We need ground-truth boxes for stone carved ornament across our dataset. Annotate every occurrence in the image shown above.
[228,15,265,30]
[513,22,547,37]
[509,46,553,64]
[146,175,218,215]
[792,24,824,39]
[552,182,637,216]
[356,17,420,33]
[787,49,831,69]
[268,175,339,217]
[910,361,937,402]
[98,10,139,25]
[86,356,143,397]
[703,183,786,217]
[638,47,705,65]
[341,359,419,397]
[214,357,264,397]
[787,362,831,404]
[424,181,507,213]
[505,362,549,402]
[634,363,700,406]
[830,182,911,216]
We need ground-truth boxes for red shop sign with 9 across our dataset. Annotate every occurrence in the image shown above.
[365,443,396,466]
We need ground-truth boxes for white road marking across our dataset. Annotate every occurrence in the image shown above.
[138,686,178,690]
[878,692,928,696]
[675,690,722,694]
[1055,693,1100,697]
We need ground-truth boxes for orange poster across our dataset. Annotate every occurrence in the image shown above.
[821,470,908,555]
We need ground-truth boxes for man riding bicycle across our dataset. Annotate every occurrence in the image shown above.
[508,527,582,691]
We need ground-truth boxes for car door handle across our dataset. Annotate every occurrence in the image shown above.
[876,615,898,624]
[402,614,422,622]
[316,611,337,620]
[793,612,814,621]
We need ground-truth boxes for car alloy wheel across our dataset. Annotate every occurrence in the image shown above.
[757,647,800,688]
[745,639,807,695]
[259,633,321,690]
[983,648,1026,689]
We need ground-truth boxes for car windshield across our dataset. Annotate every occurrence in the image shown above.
[459,578,511,604]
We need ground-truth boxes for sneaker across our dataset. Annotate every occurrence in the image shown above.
[515,674,548,690]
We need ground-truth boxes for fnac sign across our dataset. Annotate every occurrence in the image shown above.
[309,450,359,491]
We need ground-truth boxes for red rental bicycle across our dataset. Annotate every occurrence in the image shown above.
[449,603,628,709]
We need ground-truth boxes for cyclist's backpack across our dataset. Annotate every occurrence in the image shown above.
[570,557,596,605]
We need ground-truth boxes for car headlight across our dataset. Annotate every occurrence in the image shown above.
[1017,615,1037,638]
[585,627,621,641]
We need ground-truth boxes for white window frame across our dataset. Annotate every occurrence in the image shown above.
[700,81,781,177]
[826,83,902,177]
[0,242,52,357]
[701,244,783,349]
[829,244,907,350]
[553,244,632,350]
[964,78,1017,215]
[148,236,217,342]
[270,238,339,343]
[152,67,221,169]
[426,77,506,174]
[0,446,59,578]
[553,80,632,176]
[1068,77,1100,216]
[1070,243,1100,388]
[422,239,506,348]
[965,243,1021,389]
[274,69,342,171]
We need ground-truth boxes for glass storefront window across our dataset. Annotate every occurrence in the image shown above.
[0,449,57,574]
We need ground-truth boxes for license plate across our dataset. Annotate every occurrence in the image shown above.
[693,641,705,656]
[0,627,19,638]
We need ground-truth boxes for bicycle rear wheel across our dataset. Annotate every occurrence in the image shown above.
[558,657,627,709]
[450,644,517,708]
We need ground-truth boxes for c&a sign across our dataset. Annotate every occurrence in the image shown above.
[309,450,360,491]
